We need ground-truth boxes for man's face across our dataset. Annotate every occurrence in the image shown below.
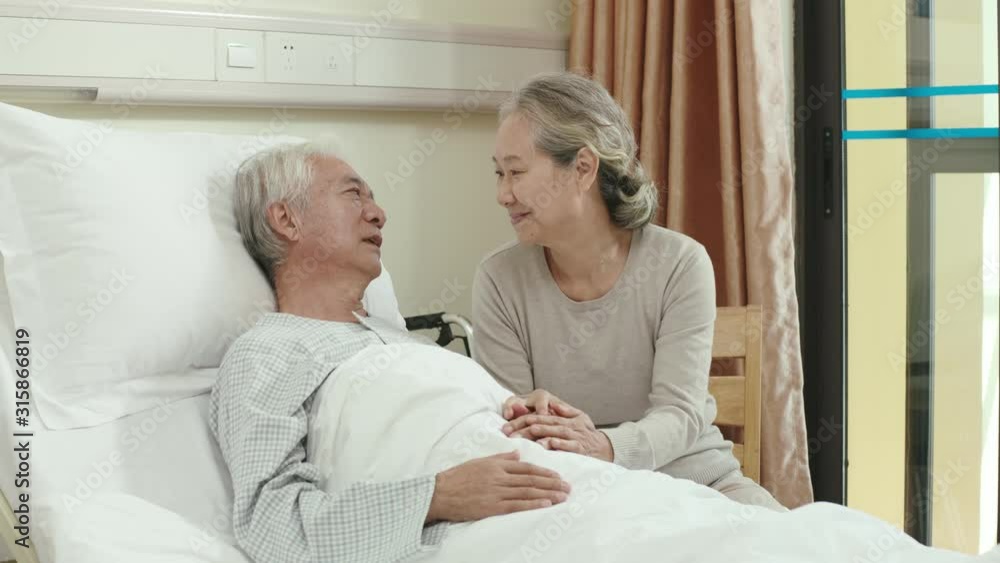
[293,156,386,283]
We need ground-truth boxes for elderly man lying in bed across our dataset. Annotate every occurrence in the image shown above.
[210,142,574,563]
[211,142,989,563]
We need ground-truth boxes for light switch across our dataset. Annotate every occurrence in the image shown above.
[216,29,265,82]
[227,44,257,68]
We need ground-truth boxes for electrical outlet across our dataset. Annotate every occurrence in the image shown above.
[264,32,354,85]
[283,46,294,71]
[277,40,296,72]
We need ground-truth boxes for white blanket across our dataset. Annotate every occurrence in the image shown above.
[307,343,995,563]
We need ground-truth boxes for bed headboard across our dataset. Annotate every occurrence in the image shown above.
[709,306,763,484]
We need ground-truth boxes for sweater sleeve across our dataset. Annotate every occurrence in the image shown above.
[601,244,717,470]
[471,264,535,395]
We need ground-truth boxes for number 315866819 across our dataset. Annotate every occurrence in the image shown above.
[14,328,30,423]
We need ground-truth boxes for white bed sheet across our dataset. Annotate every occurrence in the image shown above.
[34,492,250,563]
[1,392,248,563]
[311,343,999,563]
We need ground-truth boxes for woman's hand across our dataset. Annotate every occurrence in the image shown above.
[501,389,581,420]
[502,402,614,462]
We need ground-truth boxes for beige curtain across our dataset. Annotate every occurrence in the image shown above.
[570,0,813,507]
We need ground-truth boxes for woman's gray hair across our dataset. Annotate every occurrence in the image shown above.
[232,141,342,287]
[499,71,658,230]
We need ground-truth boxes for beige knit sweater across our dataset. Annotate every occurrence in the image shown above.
[471,224,739,485]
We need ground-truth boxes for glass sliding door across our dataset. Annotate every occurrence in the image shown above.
[842,0,999,553]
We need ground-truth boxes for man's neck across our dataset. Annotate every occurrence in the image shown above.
[274,269,370,323]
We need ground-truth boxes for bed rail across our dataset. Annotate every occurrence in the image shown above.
[404,312,475,360]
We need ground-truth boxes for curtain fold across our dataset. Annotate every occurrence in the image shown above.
[569,0,813,508]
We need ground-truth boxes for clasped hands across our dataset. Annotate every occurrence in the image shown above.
[424,391,613,524]
[500,389,614,463]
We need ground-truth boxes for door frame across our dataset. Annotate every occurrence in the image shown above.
[795,0,847,506]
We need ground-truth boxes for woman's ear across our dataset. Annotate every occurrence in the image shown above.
[574,146,600,192]
[266,201,302,243]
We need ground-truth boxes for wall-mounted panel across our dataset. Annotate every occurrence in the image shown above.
[0,18,214,80]
[0,3,567,111]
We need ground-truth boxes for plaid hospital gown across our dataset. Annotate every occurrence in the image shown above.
[209,311,448,563]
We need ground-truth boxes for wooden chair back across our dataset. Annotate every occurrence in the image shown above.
[708,305,763,483]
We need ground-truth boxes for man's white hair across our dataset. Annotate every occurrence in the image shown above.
[233,141,344,287]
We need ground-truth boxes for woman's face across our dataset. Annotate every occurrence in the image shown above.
[493,114,583,245]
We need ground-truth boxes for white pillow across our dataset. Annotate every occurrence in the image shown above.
[0,103,405,430]
[363,267,407,331]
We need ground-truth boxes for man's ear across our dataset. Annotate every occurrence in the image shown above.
[265,201,302,243]
[574,146,600,193]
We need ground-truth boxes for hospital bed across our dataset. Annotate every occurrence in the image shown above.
[0,305,763,563]
[0,101,767,563]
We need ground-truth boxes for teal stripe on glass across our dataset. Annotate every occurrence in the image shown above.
[842,84,999,99]
[842,127,999,140]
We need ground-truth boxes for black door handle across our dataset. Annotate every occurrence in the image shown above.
[822,127,834,218]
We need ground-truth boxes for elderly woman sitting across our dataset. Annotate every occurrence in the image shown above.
[209,143,571,563]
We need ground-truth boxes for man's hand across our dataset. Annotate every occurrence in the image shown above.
[503,402,614,462]
[425,451,571,523]
[502,389,581,420]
